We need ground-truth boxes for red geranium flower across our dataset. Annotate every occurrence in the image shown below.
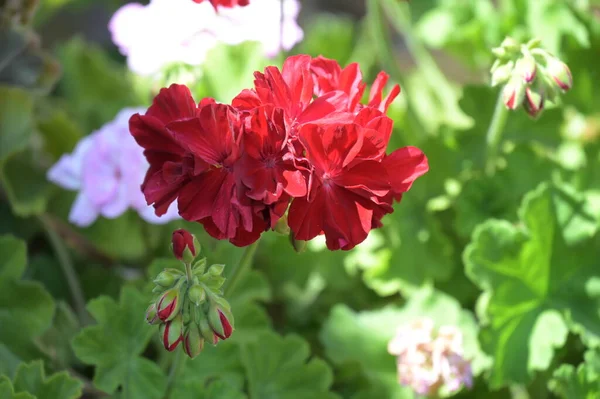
[130,55,428,250]
[129,84,199,216]
[287,122,428,250]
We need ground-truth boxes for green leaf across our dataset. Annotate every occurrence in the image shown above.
[527,0,590,54]
[36,107,83,161]
[0,235,26,279]
[549,350,600,398]
[0,344,22,379]
[199,42,270,103]
[320,287,488,398]
[241,332,340,399]
[39,302,80,369]
[0,376,35,399]
[0,235,55,359]
[294,14,356,64]
[1,151,53,217]
[72,287,167,399]
[464,182,600,389]
[346,194,455,296]
[175,342,245,395]
[0,86,33,164]
[12,361,82,399]
[57,37,143,132]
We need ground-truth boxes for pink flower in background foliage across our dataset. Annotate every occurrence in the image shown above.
[192,0,249,9]
[387,318,473,396]
[109,0,302,76]
[131,55,428,250]
[47,108,180,227]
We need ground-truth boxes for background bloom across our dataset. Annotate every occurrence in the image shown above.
[47,107,180,227]
[387,318,473,396]
[109,0,303,76]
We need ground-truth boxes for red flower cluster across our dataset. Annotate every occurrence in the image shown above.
[130,55,428,250]
[192,0,249,9]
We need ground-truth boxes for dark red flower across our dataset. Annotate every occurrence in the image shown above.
[167,103,266,245]
[129,84,201,216]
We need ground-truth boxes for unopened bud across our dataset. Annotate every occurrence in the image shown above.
[502,76,526,110]
[546,58,572,91]
[491,61,514,87]
[188,284,206,306]
[207,304,234,340]
[516,56,536,83]
[274,214,290,235]
[183,324,204,359]
[171,229,199,263]
[145,303,160,325]
[156,287,182,322]
[154,269,182,288]
[523,87,544,118]
[289,234,307,253]
[500,37,520,52]
[199,316,219,345]
[161,314,184,351]
[526,38,542,49]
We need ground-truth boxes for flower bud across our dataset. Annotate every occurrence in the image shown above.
[208,264,225,276]
[546,58,572,91]
[199,316,219,345]
[289,234,307,253]
[154,269,182,288]
[160,314,184,351]
[502,76,526,110]
[207,304,234,340]
[188,284,206,306]
[274,214,290,235]
[490,61,513,87]
[145,303,160,325]
[523,86,544,118]
[156,287,182,322]
[183,324,204,359]
[500,37,520,52]
[516,56,536,83]
[172,229,199,263]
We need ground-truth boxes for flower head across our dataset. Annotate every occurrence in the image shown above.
[388,318,473,396]
[47,108,180,227]
[109,0,302,76]
[131,55,428,250]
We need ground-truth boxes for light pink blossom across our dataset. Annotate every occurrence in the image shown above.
[387,318,473,396]
[47,108,179,227]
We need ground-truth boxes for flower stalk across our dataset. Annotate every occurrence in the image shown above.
[485,91,510,175]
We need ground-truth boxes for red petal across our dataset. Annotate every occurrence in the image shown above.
[146,84,197,124]
[167,104,238,165]
[382,147,429,198]
[177,170,228,221]
[334,161,390,198]
[129,114,185,156]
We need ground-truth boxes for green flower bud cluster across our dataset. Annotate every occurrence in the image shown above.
[491,37,573,118]
[145,229,235,359]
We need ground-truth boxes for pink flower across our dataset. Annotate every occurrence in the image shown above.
[47,108,180,227]
[109,0,303,76]
[388,318,473,396]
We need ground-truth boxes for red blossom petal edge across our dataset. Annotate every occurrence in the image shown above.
[130,55,429,250]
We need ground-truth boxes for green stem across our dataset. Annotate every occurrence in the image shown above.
[485,91,510,175]
[184,260,193,283]
[38,215,89,324]
[224,239,261,296]
[164,349,184,399]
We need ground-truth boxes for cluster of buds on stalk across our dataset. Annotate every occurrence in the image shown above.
[491,37,573,118]
[387,318,473,397]
[145,229,234,359]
